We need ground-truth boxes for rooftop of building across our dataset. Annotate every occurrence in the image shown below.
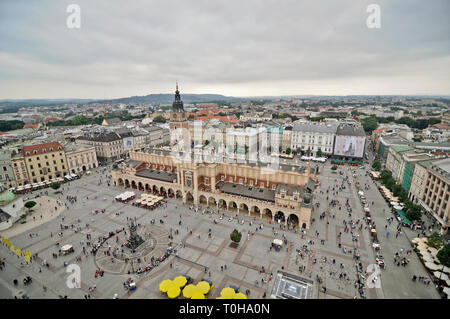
[216,181,276,202]
[292,122,338,134]
[78,132,122,142]
[22,141,64,157]
[391,145,414,153]
[336,124,366,137]
[135,168,178,183]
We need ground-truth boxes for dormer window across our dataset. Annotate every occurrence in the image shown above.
[49,147,53,151]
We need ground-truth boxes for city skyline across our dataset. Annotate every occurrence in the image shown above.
[0,0,449,99]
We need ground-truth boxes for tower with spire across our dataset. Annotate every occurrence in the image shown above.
[169,83,190,146]
[172,82,184,112]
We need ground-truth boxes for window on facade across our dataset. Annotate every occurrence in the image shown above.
[272,185,276,190]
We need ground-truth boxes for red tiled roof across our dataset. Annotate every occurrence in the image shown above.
[431,122,450,130]
[44,117,61,122]
[22,142,64,157]
[24,124,39,129]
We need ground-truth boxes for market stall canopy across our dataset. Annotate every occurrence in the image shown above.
[433,271,449,281]
[424,262,441,271]
[273,239,283,246]
[396,209,412,225]
[61,244,72,251]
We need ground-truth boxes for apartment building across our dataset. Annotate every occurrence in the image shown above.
[64,143,99,174]
[291,122,337,155]
[77,132,124,163]
[417,158,450,235]
[21,142,69,183]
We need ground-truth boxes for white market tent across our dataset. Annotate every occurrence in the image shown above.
[273,239,283,247]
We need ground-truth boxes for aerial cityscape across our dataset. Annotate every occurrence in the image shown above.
[0,0,449,305]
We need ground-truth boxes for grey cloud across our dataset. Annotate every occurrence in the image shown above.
[0,0,449,98]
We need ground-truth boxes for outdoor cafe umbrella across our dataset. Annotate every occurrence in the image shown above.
[421,253,435,263]
[424,262,441,271]
[390,201,398,206]
[427,247,439,256]
[167,286,181,299]
[443,287,450,298]
[191,291,205,299]
[220,287,236,299]
[393,205,403,210]
[443,266,450,274]
[233,292,247,299]
[433,271,449,281]
[196,281,210,294]
[159,279,174,293]
[173,276,187,288]
[182,284,197,299]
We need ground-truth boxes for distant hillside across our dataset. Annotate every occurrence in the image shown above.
[93,93,246,105]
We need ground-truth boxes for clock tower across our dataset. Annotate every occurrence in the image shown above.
[169,83,190,147]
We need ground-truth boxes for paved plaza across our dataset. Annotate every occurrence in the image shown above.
[0,158,441,299]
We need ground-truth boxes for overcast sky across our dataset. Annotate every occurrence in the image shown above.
[0,0,449,99]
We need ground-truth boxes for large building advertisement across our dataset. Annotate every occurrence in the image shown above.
[334,135,366,158]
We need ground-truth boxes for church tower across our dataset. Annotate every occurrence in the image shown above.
[169,83,190,147]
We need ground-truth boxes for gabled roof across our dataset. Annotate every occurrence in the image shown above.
[22,142,64,157]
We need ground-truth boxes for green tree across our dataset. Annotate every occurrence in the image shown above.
[372,160,381,171]
[331,165,337,171]
[286,148,291,155]
[428,232,444,249]
[405,204,421,221]
[316,149,323,157]
[0,120,25,131]
[361,116,378,132]
[51,182,61,190]
[230,229,242,243]
[436,244,450,268]
[153,115,166,123]
[24,201,36,212]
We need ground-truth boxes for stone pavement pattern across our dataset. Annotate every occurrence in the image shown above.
[0,159,441,299]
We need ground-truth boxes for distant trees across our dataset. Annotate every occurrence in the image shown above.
[361,116,378,132]
[153,115,166,123]
[0,120,25,132]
